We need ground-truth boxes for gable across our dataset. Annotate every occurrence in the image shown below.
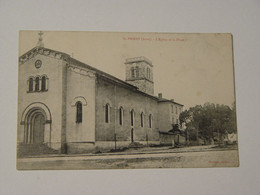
[19,47,69,65]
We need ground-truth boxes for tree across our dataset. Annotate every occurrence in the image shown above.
[171,124,180,131]
[179,110,191,125]
[180,102,237,145]
[180,105,202,143]
[224,102,237,134]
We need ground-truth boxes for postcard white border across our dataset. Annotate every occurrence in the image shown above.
[0,0,260,194]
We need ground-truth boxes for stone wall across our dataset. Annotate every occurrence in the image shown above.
[18,53,65,151]
[65,64,96,144]
[95,77,160,143]
[125,59,154,96]
[171,103,183,128]
[159,133,186,145]
[158,102,172,132]
[126,79,154,96]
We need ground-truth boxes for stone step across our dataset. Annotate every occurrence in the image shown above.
[17,143,59,157]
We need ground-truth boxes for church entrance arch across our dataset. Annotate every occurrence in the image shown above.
[24,108,46,144]
[32,112,45,143]
[21,103,52,144]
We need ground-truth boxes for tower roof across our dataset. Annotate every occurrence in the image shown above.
[125,56,153,67]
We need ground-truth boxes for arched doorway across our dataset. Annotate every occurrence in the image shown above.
[20,103,52,149]
[24,108,47,144]
[32,112,45,143]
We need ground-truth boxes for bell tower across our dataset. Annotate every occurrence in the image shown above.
[125,56,154,96]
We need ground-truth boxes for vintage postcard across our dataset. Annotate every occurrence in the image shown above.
[17,31,239,170]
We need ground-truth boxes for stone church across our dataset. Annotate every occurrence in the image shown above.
[17,34,183,154]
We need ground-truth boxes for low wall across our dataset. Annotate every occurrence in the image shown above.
[66,140,161,153]
[66,142,95,153]
[159,133,186,145]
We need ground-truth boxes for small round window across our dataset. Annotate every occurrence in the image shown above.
[35,60,42,69]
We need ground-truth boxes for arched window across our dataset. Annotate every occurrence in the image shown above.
[131,67,135,78]
[35,77,40,91]
[130,109,134,126]
[76,101,82,123]
[29,78,34,92]
[149,114,152,128]
[119,107,123,125]
[105,104,110,123]
[27,75,48,93]
[41,76,46,91]
[140,112,144,127]
[136,66,139,78]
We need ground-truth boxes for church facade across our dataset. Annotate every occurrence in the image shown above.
[17,44,183,154]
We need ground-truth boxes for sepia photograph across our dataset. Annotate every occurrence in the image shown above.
[17,31,239,170]
[2,0,260,194]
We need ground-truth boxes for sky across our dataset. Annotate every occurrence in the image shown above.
[19,31,235,109]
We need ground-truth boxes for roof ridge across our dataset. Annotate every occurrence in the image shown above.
[19,46,183,106]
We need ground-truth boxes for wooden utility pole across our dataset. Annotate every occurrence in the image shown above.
[114,85,117,150]
[146,96,148,146]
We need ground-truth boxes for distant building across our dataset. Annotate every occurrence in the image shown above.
[17,33,183,153]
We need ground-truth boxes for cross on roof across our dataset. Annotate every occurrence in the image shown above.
[39,31,43,39]
[37,31,44,47]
